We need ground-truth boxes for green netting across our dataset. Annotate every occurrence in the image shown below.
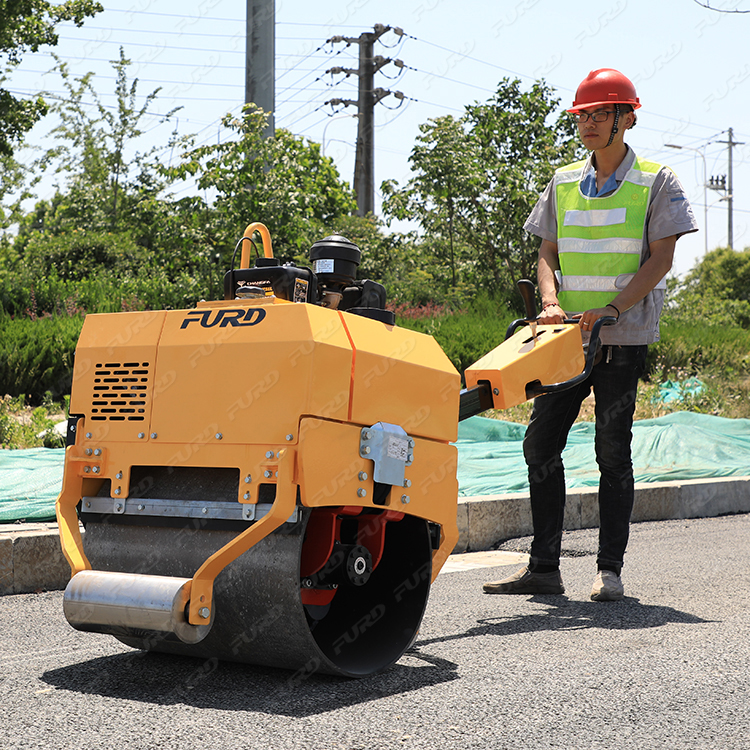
[455,412,750,497]
[0,447,65,522]
[2,413,750,522]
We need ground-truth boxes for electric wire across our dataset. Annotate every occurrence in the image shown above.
[7,11,750,236]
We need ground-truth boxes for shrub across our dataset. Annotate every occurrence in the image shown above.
[0,315,83,403]
[648,320,750,380]
[21,229,148,282]
[0,394,66,449]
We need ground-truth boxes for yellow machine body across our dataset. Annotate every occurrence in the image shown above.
[464,323,585,410]
[57,297,460,630]
[56,223,593,678]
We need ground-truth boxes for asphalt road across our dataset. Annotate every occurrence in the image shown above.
[2,514,749,750]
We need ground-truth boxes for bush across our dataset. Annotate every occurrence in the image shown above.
[21,229,148,282]
[0,394,66,449]
[648,320,750,380]
[0,264,212,318]
[0,315,83,403]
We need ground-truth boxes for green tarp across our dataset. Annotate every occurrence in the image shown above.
[455,411,750,497]
[0,447,66,522]
[2,412,750,522]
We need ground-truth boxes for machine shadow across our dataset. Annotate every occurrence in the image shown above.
[41,648,459,716]
[415,596,715,648]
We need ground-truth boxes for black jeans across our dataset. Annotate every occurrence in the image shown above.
[523,344,647,572]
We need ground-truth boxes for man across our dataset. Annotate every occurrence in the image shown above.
[484,69,698,601]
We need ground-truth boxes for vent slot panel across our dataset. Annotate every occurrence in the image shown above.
[90,362,151,422]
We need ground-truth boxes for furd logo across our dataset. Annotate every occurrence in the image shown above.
[180,308,267,329]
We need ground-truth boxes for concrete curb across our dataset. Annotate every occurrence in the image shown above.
[2,476,749,594]
[0,522,73,595]
[453,476,750,553]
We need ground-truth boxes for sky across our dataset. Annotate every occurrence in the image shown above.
[7,0,750,278]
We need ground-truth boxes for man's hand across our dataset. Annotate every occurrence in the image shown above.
[574,306,619,331]
[538,302,566,324]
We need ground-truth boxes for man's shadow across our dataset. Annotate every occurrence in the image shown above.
[415,595,713,648]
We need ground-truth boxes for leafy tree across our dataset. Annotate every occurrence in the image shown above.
[10,50,213,282]
[32,49,180,234]
[0,151,35,228]
[669,247,750,328]
[382,115,476,289]
[382,78,581,299]
[0,0,102,155]
[165,105,357,261]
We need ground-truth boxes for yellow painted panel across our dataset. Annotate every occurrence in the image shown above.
[465,323,585,410]
[79,440,285,504]
[297,418,459,574]
[69,311,167,443]
[341,312,460,443]
[298,418,459,520]
[149,301,352,445]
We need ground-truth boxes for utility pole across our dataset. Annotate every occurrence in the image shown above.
[715,127,745,249]
[326,24,405,216]
[245,0,275,137]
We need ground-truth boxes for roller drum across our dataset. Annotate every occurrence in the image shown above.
[81,508,432,677]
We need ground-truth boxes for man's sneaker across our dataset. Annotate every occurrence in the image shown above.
[483,566,564,595]
[590,570,624,601]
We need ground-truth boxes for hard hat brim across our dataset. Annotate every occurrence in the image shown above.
[567,99,642,113]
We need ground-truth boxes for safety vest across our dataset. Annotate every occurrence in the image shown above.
[554,157,664,313]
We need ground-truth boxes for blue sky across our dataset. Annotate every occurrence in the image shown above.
[8,0,750,277]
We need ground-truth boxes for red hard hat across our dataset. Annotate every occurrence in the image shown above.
[567,69,641,112]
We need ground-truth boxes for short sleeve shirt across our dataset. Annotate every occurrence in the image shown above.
[523,147,699,345]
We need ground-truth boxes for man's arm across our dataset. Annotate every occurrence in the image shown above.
[537,239,565,323]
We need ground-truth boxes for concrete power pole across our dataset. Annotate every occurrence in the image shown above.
[326,24,405,216]
[716,128,745,249]
[245,0,275,137]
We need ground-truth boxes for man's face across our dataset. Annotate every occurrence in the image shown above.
[574,107,618,150]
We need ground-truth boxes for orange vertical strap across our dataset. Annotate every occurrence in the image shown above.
[337,311,357,422]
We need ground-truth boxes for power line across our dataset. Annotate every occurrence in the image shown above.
[95,9,364,27]
[20,22,750,146]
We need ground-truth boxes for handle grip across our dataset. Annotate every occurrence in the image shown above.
[525,315,617,398]
[517,279,537,320]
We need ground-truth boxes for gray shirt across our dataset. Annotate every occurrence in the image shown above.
[524,147,699,345]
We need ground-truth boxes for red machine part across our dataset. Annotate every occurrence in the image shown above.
[299,506,405,605]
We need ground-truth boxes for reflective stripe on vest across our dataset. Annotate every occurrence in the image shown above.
[555,158,662,312]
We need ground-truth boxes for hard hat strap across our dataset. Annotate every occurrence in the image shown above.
[606,104,621,147]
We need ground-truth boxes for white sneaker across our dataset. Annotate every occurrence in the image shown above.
[590,570,624,601]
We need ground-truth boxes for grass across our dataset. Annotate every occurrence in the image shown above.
[0,394,67,449]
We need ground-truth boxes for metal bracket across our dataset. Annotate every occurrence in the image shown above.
[359,422,414,487]
[81,496,300,524]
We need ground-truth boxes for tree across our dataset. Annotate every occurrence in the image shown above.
[382,78,582,299]
[33,49,180,234]
[669,247,750,327]
[0,152,34,228]
[382,115,477,289]
[166,105,357,260]
[0,0,102,155]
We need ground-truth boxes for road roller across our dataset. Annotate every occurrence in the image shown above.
[56,222,609,677]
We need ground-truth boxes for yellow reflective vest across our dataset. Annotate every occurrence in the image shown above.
[554,157,664,313]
